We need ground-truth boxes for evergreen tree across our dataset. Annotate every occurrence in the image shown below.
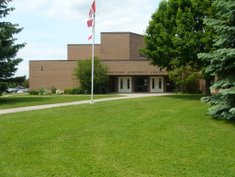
[0,0,25,95]
[141,0,214,94]
[198,0,235,120]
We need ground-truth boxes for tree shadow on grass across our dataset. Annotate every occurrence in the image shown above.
[0,96,53,107]
[162,94,235,126]
[210,117,235,127]
[164,94,203,101]
[228,119,235,127]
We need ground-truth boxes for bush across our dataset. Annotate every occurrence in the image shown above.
[38,88,51,95]
[64,88,72,94]
[0,81,8,96]
[169,66,201,94]
[50,86,57,94]
[64,88,84,94]
[30,88,60,95]
[56,89,64,95]
[29,90,39,95]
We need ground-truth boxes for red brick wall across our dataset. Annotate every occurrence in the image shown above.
[29,60,79,90]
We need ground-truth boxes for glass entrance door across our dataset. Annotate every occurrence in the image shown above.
[150,76,164,92]
[118,77,132,93]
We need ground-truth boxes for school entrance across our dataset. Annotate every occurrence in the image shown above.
[134,76,148,92]
[109,76,165,93]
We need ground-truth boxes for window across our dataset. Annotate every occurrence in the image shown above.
[120,78,123,89]
[159,78,162,89]
[127,78,130,89]
[152,78,155,89]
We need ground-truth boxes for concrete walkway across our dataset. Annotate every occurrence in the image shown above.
[0,93,171,115]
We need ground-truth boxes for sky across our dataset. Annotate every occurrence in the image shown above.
[5,0,161,78]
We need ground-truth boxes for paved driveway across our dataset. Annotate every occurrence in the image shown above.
[0,93,172,115]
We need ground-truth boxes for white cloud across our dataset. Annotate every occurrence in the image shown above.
[11,0,49,12]
[12,0,158,35]
[44,0,88,22]
[19,43,66,59]
[11,0,160,77]
[15,43,66,77]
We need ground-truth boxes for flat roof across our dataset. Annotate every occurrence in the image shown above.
[101,31,143,37]
[67,44,101,46]
[68,32,143,46]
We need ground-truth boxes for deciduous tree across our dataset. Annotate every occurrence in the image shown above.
[74,58,109,94]
[168,65,201,93]
[142,0,214,94]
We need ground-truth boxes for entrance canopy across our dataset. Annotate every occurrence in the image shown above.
[102,60,167,76]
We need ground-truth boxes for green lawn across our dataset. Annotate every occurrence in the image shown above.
[0,95,234,177]
[0,94,118,110]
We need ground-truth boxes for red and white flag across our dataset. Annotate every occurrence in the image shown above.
[92,1,96,13]
[89,9,93,18]
[87,19,93,27]
[87,0,96,40]
[87,0,96,26]
[88,34,92,40]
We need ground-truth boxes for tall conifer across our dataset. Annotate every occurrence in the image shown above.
[199,0,235,120]
[0,0,25,95]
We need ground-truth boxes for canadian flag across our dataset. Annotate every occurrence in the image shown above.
[92,0,96,13]
[89,9,93,18]
[87,1,96,40]
[88,34,92,40]
[87,1,96,28]
[87,19,93,27]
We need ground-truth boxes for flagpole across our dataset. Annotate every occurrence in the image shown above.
[90,6,95,104]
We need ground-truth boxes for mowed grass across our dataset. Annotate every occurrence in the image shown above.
[0,94,119,110]
[0,95,234,177]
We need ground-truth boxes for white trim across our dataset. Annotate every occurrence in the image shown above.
[150,76,164,93]
[118,77,132,93]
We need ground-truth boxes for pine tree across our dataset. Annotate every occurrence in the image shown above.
[198,0,235,120]
[0,0,25,95]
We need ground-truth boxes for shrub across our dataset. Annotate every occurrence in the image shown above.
[64,88,72,94]
[169,66,201,94]
[50,86,57,94]
[38,88,51,95]
[76,87,85,94]
[0,81,8,96]
[29,90,39,95]
[64,88,84,94]
[56,89,64,95]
